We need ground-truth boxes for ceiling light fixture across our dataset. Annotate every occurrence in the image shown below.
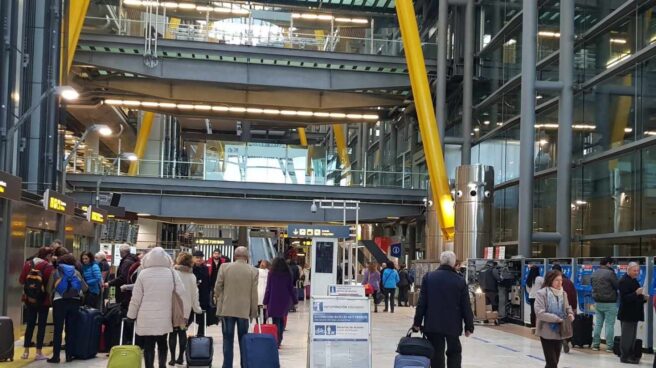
[101,99,379,122]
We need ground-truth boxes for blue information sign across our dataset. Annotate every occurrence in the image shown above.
[390,243,402,258]
[288,224,351,238]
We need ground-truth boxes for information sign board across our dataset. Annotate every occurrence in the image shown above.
[0,171,21,201]
[328,285,365,297]
[309,296,371,368]
[288,224,350,238]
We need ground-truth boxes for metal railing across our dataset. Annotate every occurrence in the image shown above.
[70,155,428,190]
[83,12,436,57]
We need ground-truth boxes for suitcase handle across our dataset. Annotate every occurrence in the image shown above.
[192,311,206,337]
[120,318,136,345]
[406,327,427,338]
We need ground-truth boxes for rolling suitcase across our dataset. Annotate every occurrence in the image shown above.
[107,318,142,368]
[0,317,14,362]
[296,281,304,301]
[241,333,280,368]
[254,317,279,346]
[305,284,310,299]
[570,314,593,347]
[72,306,103,359]
[613,336,643,360]
[394,354,430,368]
[186,311,213,367]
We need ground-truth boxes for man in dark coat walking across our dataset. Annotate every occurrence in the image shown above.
[618,262,647,364]
[192,250,212,335]
[413,251,474,368]
[105,244,138,310]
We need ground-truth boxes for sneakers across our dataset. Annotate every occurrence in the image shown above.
[591,346,600,351]
[605,348,614,353]
[35,353,48,361]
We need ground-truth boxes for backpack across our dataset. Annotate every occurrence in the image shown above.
[408,269,416,284]
[54,264,82,299]
[24,261,46,305]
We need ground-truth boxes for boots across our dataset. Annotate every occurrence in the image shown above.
[158,346,168,368]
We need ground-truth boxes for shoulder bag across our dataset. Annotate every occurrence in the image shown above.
[171,270,186,328]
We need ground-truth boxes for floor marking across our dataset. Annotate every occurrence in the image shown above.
[527,354,546,361]
[471,336,491,343]
[495,344,520,353]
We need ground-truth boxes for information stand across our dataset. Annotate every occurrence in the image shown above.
[308,296,371,368]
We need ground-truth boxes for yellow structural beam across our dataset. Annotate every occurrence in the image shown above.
[128,112,155,176]
[396,0,455,239]
[298,127,308,146]
[332,124,351,169]
[66,0,91,73]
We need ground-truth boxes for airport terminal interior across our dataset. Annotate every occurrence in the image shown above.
[2,0,656,367]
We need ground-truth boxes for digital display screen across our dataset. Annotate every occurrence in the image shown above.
[315,241,334,273]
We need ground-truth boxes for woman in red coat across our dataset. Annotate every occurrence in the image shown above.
[19,246,54,361]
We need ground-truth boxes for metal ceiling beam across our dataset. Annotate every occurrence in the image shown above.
[80,78,405,109]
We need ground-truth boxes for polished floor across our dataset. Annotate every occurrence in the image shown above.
[18,301,654,367]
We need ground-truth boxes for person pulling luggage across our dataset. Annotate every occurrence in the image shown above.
[168,252,202,366]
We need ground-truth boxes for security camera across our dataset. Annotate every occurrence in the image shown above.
[310,202,318,213]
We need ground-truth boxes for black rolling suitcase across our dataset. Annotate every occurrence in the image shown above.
[571,314,593,347]
[0,317,14,362]
[186,311,213,367]
[72,307,103,359]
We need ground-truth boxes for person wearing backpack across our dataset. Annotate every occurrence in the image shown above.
[19,246,55,361]
[46,253,88,363]
[397,265,411,307]
[80,252,103,309]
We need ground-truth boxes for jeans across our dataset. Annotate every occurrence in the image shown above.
[221,317,249,368]
[540,337,562,368]
[142,334,167,368]
[620,321,638,360]
[425,333,462,368]
[52,298,80,360]
[271,317,284,346]
[592,302,618,348]
[383,288,396,312]
[23,304,49,349]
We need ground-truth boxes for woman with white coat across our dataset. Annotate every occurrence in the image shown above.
[257,260,270,320]
[127,247,188,368]
[168,252,202,366]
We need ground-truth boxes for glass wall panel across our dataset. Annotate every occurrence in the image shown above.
[534,174,557,233]
[580,152,638,235]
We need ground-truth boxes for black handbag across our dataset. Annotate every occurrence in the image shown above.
[396,328,435,358]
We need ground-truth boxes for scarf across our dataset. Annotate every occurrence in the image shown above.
[546,288,566,332]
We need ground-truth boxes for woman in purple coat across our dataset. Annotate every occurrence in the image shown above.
[263,257,298,347]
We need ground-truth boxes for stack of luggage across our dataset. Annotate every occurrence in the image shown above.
[394,328,434,368]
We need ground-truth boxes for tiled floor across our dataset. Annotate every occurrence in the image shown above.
[19,301,655,367]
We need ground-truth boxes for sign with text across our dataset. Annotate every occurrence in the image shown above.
[0,171,21,201]
[328,285,365,297]
[84,206,107,224]
[288,224,350,238]
[193,237,232,246]
[309,296,371,368]
[43,189,75,215]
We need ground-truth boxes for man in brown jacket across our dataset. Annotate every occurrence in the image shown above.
[214,246,258,368]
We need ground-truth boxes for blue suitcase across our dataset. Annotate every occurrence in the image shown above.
[186,311,213,366]
[72,307,103,359]
[241,333,280,368]
[394,354,431,368]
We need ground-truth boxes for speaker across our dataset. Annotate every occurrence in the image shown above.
[110,193,121,207]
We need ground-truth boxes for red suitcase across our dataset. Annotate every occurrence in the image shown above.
[254,318,279,346]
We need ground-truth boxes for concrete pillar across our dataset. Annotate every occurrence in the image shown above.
[238,226,249,247]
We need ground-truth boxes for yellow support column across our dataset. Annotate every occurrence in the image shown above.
[128,112,155,176]
[396,0,455,239]
[298,127,308,146]
[332,123,351,169]
[65,0,91,73]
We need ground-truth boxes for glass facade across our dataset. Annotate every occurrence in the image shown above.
[469,0,656,256]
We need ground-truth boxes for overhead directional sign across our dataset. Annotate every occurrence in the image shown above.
[84,205,107,224]
[194,237,232,246]
[288,224,351,238]
[0,171,21,201]
[43,189,75,216]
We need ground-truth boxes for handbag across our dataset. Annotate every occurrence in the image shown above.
[373,290,384,305]
[171,270,186,328]
[396,328,435,358]
[560,317,573,338]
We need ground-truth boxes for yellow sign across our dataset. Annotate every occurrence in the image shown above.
[91,211,105,223]
[0,171,21,201]
[49,197,67,212]
[0,182,5,193]
[84,205,107,224]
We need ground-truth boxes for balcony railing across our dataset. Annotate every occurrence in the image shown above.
[70,154,428,190]
[83,6,437,57]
